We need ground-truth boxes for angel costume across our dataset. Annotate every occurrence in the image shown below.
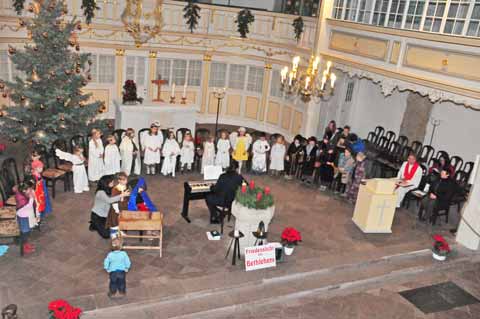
[143,133,164,174]
[252,140,271,173]
[180,140,195,171]
[270,143,286,172]
[104,144,121,175]
[395,161,423,208]
[161,138,181,177]
[55,149,89,193]
[215,138,230,169]
[201,141,216,173]
[119,136,141,176]
[88,138,104,182]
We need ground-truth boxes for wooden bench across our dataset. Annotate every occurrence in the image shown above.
[0,207,22,256]
[118,210,163,257]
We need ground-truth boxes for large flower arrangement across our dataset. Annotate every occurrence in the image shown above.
[48,299,82,319]
[432,234,451,257]
[281,227,302,247]
[235,180,274,210]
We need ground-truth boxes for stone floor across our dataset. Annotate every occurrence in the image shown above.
[0,172,461,318]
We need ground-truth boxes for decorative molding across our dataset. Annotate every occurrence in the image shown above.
[148,50,157,58]
[329,30,389,61]
[115,48,125,56]
[203,53,212,62]
[333,62,480,108]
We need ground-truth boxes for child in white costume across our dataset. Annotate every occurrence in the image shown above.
[119,128,141,176]
[88,129,105,182]
[269,135,286,175]
[251,133,270,174]
[215,131,230,169]
[55,147,90,193]
[143,123,164,175]
[104,135,121,175]
[201,136,216,174]
[161,131,181,177]
[180,133,195,172]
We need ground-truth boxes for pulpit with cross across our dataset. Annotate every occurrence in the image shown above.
[352,178,398,233]
[152,76,168,102]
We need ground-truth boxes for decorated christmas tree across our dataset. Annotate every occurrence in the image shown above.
[0,0,105,145]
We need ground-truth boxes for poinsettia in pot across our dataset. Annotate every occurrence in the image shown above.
[432,234,451,261]
[48,299,82,319]
[281,227,302,256]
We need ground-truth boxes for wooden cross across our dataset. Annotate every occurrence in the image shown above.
[151,77,168,102]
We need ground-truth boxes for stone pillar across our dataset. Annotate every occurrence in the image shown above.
[456,155,480,251]
[115,48,125,100]
[259,63,272,122]
[303,99,321,138]
[399,92,433,143]
[147,50,157,102]
[200,53,212,114]
[314,0,334,56]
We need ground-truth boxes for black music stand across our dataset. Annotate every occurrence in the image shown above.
[225,230,244,266]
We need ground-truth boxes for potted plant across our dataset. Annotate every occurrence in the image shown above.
[281,227,302,255]
[432,234,450,261]
[122,80,143,105]
[232,181,275,249]
[48,299,82,319]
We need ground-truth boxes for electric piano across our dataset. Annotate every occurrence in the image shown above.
[181,180,216,223]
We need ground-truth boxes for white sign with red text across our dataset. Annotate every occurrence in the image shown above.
[244,244,276,271]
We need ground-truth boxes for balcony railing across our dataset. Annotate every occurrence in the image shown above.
[331,0,480,38]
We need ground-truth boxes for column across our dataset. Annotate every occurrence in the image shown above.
[147,50,157,102]
[259,63,272,122]
[200,53,212,113]
[115,48,125,100]
[303,99,321,137]
[314,0,334,56]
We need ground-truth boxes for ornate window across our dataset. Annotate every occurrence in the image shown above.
[444,0,470,34]
[155,59,171,84]
[467,1,480,36]
[388,0,407,28]
[89,54,114,84]
[228,64,247,90]
[372,0,390,26]
[405,0,426,30]
[187,60,202,86]
[126,56,146,86]
[358,0,374,23]
[345,0,360,21]
[333,0,346,19]
[270,70,284,98]
[247,66,264,93]
[172,59,187,86]
[209,62,227,88]
[424,0,447,32]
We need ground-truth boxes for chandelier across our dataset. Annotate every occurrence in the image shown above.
[280,56,336,102]
[121,0,163,47]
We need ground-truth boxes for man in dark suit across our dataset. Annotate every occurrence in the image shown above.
[418,169,457,224]
[205,161,244,224]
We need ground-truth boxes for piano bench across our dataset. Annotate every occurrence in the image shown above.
[215,205,232,235]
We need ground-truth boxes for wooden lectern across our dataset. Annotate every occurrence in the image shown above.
[352,178,398,233]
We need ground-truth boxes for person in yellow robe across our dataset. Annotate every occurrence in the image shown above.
[232,127,251,173]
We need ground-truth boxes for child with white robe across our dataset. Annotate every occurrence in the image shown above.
[119,128,141,176]
[143,123,164,175]
[161,131,181,177]
[180,133,195,173]
[201,136,216,174]
[55,147,90,193]
[104,135,121,175]
[251,133,270,174]
[215,131,230,169]
[269,136,286,176]
[88,129,105,182]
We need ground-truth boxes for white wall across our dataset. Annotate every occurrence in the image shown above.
[424,101,480,162]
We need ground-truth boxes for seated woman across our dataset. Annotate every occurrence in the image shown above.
[318,145,336,191]
[428,156,455,185]
[418,168,456,225]
[335,147,355,194]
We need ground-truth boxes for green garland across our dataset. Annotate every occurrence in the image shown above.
[235,9,255,38]
[292,16,304,42]
[235,185,274,210]
[183,0,201,34]
[12,0,25,15]
[81,0,100,24]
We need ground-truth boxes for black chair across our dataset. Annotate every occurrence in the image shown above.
[463,161,474,181]
[0,175,15,207]
[435,150,449,161]
[410,141,423,158]
[384,131,396,143]
[217,201,233,235]
[450,156,463,174]
[366,132,376,144]
[51,139,73,192]
[176,128,192,144]
[430,203,451,226]
[381,141,402,177]
[373,126,385,144]
[112,129,126,146]
[396,135,409,148]
[418,145,435,164]
[450,170,470,213]
[1,158,21,197]
[36,144,67,199]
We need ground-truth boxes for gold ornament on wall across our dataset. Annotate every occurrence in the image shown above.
[121,0,164,47]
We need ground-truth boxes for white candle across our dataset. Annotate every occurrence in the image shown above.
[292,56,300,71]
[281,66,288,83]
[330,73,337,88]
[312,56,320,73]
[305,76,310,90]
[321,75,327,90]
[171,83,176,97]
[182,83,187,98]
[326,61,332,73]
[288,71,294,86]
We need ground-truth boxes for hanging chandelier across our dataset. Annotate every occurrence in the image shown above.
[280,56,336,102]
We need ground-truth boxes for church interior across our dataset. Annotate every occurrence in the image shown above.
[0,0,480,318]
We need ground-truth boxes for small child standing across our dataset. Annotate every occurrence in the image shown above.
[55,147,89,194]
[14,181,38,254]
[215,131,231,169]
[180,133,195,173]
[104,135,121,175]
[104,238,131,298]
[251,133,270,174]
[269,136,286,176]
[201,136,216,174]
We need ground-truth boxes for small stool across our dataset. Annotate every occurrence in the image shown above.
[225,230,244,266]
[253,231,268,246]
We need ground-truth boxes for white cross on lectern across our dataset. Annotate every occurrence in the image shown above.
[377,200,390,226]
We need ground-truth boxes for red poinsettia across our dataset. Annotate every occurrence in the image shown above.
[281,227,302,246]
[48,299,82,319]
[432,234,450,253]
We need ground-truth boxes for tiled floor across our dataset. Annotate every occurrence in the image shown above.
[0,172,459,318]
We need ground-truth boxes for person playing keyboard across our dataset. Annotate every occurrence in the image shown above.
[205,161,244,224]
